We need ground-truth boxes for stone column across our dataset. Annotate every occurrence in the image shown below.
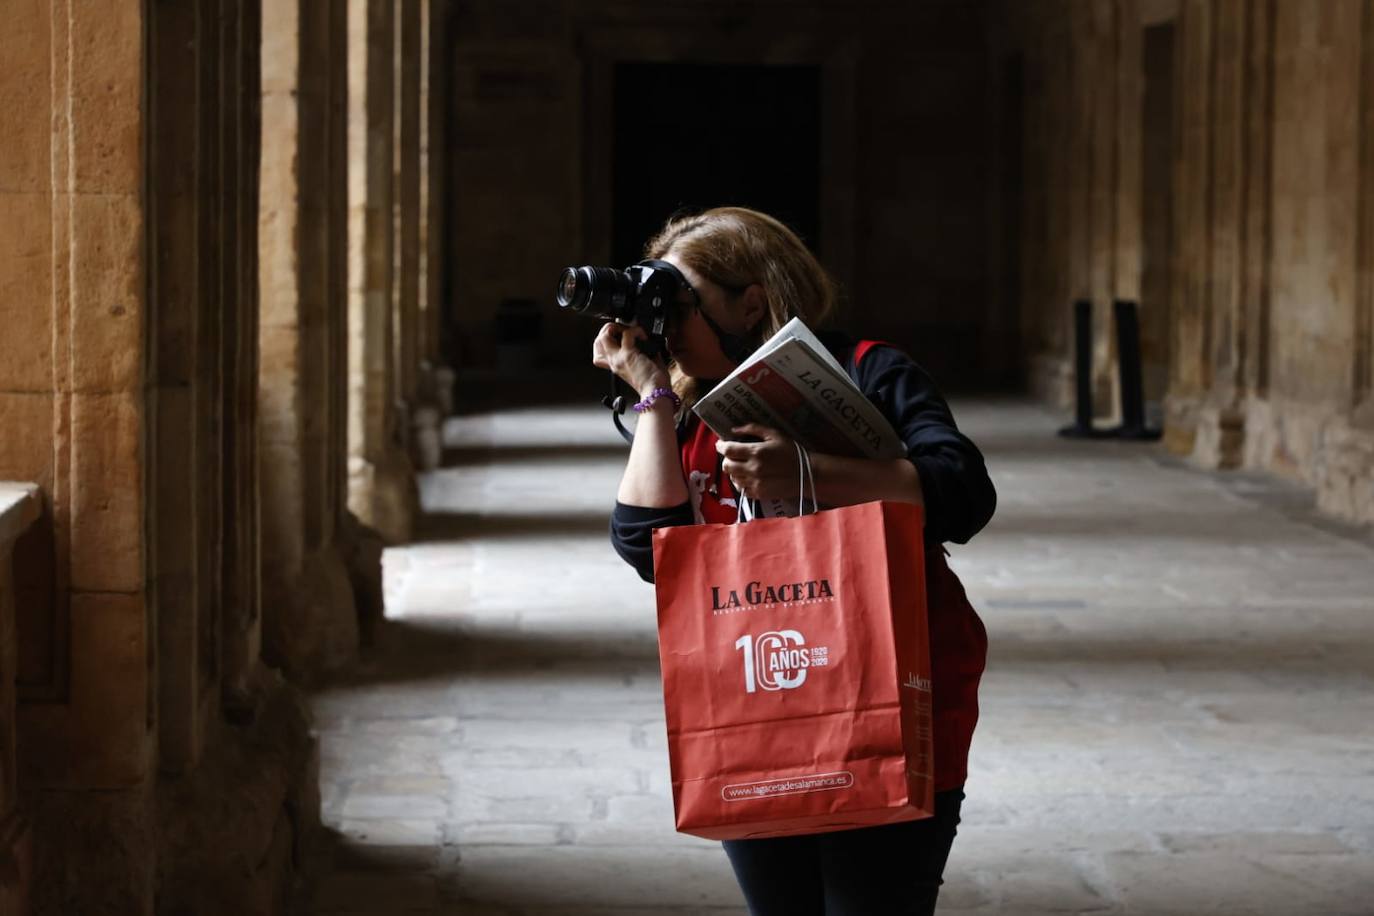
[423,0,457,418]
[1087,0,1121,421]
[1356,0,1374,425]
[1161,0,1215,453]
[149,0,214,779]
[396,1,422,412]
[347,0,418,545]
[259,0,362,677]
[418,0,437,374]
[220,0,266,721]
[1023,8,1080,406]
[395,0,440,469]
[1252,0,1374,522]
[1186,0,1260,469]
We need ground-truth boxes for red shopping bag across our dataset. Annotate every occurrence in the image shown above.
[651,500,933,840]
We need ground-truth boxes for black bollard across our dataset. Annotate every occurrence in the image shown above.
[1058,299,1112,438]
[1111,299,1162,440]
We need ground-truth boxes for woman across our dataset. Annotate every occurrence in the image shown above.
[595,207,994,915]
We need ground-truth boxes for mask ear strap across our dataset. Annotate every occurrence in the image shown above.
[637,259,757,365]
[695,307,757,365]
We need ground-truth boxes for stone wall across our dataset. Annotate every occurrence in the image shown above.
[442,0,998,389]
[991,0,1374,526]
[0,0,452,911]
[1,2,161,909]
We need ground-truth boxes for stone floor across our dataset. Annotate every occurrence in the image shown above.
[307,395,1374,915]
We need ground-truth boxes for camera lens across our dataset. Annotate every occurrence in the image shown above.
[557,267,590,311]
[555,266,632,319]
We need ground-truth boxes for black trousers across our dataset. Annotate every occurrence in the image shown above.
[722,788,965,916]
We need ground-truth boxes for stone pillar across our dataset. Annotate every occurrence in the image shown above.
[1087,0,1122,421]
[418,0,438,377]
[1161,0,1215,453]
[423,0,458,423]
[149,0,213,779]
[347,0,418,545]
[1356,0,1374,425]
[395,0,442,470]
[259,0,362,677]
[0,485,39,916]
[411,0,443,469]
[148,2,320,912]
[1252,0,1374,522]
[1185,0,1264,469]
[1021,7,1080,406]
[393,0,445,471]
[396,1,422,411]
[220,0,266,720]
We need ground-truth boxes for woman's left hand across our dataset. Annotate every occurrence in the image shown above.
[716,423,803,501]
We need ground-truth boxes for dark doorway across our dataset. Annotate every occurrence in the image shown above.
[1140,23,1176,414]
[611,63,821,267]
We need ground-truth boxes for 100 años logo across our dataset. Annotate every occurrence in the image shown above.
[734,630,830,693]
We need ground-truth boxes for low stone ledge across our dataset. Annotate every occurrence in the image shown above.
[0,481,40,916]
[0,483,41,547]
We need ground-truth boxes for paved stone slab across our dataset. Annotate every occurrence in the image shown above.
[307,400,1374,914]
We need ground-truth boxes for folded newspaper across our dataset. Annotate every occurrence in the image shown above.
[692,318,906,516]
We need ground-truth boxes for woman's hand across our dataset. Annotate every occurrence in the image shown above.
[715,423,806,501]
[719,423,927,508]
[592,322,669,395]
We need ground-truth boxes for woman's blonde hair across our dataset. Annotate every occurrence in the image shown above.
[645,206,836,405]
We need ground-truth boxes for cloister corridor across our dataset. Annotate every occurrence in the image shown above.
[304,393,1374,915]
[9,1,1374,910]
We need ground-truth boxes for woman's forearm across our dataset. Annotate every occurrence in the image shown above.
[809,453,924,508]
[616,399,690,507]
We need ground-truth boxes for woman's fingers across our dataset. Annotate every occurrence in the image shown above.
[716,434,787,462]
[593,322,649,361]
[731,422,783,442]
[593,322,635,369]
[715,439,756,461]
[720,427,803,500]
[724,466,752,498]
[595,322,622,349]
[720,455,751,477]
[592,322,668,394]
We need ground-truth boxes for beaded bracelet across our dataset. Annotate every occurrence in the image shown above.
[632,387,681,414]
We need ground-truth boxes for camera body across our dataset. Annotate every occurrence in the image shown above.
[556,260,689,349]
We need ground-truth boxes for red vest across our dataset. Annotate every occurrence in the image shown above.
[678,347,988,792]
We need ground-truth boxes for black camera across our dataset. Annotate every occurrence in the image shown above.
[556,260,691,350]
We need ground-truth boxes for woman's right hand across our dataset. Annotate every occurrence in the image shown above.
[592,322,669,395]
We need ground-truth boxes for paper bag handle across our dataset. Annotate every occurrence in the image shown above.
[736,442,817,523]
